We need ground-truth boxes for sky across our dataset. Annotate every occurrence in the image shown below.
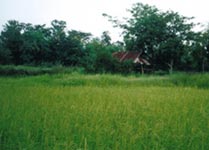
[1,0,209,41]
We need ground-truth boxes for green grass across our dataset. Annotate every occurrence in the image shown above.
[0,73,209,149]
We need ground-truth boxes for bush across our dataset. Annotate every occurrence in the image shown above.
[154,70,169,75]
[0,47,11,65]
[119,60,135,74]
[0,65,85,76]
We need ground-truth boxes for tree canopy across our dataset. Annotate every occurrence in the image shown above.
[104,3,199,72]
[1,3,209,73]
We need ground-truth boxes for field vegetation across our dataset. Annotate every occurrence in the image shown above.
[0,71,209,149]
[1,2,209,149]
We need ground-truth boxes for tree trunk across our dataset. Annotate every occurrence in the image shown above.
[141,64,144,74]
[202,59,205,73]
[167,59,174,74]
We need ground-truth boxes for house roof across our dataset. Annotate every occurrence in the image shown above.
[112,51,150,65]
[112,51,140,62]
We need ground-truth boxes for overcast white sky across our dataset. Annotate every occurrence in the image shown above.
[1,0,209,41]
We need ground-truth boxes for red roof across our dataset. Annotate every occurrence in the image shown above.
[112,51,150,65]
[112,51,140,62]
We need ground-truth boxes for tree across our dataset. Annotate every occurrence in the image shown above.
[104,3,195,72]
[85,34,121,73]
[101,31,111,46]
[61,30,91,66]
[1,20,24,65]
[0,37,11,64]
[49,20,67,64]
[190,30,209,72]
[48,20,91,66]
[21,24,51,65]
[0,19,92,66]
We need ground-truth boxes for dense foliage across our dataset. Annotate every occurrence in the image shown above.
[0,20,124,73]
[104,3,209,73]
[1,3,209,73]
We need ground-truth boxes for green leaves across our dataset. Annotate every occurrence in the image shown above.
[0,20,92,67]
[105,2,198,72]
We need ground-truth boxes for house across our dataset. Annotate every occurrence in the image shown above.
[112,51,150,73]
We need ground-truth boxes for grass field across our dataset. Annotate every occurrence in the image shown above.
[0,73,209,149]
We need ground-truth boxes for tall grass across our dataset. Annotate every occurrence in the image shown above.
[0,73,209,149]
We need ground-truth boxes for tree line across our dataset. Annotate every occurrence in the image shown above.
[1,3,209,73]
[0,19,125,73]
